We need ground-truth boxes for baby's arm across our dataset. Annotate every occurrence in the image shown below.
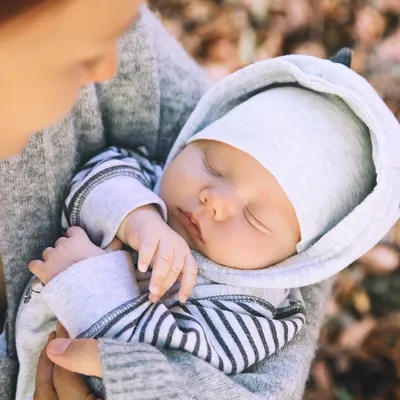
[30,211,197,304]
[60,145,198,302]
[31,144,198,301]
[62,146,167,248]
[27,226,191,343]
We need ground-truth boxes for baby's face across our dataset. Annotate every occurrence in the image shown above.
[159,140,300,270]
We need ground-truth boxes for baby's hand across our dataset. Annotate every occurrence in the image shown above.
[118,205,198,303]
[28,227,121,284]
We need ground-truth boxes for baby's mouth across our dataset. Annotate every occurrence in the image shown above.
[188,212,202,234]
[178,209,204,244]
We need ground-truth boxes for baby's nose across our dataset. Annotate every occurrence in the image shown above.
[201,186,241,221]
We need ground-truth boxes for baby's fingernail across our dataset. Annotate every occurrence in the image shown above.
[179,294,188,303]
[47,339,71,355]
[149,294,159,303]
[150,284,160,295]
[138,263,147,272]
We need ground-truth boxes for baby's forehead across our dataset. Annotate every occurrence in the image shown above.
[207,143,284,196]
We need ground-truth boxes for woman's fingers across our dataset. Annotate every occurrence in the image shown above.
[33,332,57,400]
[178,256,198,303]
[53,365,98,400]
[37,324,102,400]
[47,338,103,378]
[56,322,68,339]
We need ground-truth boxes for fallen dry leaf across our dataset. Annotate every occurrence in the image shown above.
[359,245,400,276]
[352,289,371,315]
[284,0,313,33]
[354,6,386,47]
[204,62,233,82]
[373,27,400,64]
[205,38,239,63]
[292,41,327,58]
[312,360,333,392]
[339,317,377,351]
[325,297,340,317]
[374,0,400,13]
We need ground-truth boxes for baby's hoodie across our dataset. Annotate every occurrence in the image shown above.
[15,55,400,400]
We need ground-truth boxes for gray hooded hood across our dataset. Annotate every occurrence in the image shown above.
[157,55,400,289]
[17,56,400,391]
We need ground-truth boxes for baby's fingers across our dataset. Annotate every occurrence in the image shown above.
[156,254,185,301]
[28,260,48,283]
[137,237,158,273]
[149,243,174,302]
[178,256,198,303]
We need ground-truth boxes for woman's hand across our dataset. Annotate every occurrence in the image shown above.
[34,323,103,400]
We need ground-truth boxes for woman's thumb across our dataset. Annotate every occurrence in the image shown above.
[47,338,103,378]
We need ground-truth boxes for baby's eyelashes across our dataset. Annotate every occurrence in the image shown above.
[203,154,222,177]
[244,207,272,235]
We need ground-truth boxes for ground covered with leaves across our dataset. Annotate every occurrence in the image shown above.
[148,1,399,399]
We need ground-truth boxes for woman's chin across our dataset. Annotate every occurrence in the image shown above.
[0,136,31,160]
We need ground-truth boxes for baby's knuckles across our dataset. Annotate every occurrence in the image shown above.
[118,205,164,247]
[31,231,105,284]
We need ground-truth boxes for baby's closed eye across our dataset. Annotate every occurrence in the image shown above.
[244,207,272,235]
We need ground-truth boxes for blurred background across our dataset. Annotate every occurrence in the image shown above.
[147,1,400,399]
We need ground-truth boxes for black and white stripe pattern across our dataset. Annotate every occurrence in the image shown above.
[77,294,305,375]
[62,146,161,228]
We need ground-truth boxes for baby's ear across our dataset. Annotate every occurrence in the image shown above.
[330,47,352,69]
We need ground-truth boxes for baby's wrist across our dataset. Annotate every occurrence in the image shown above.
[117,205,163,244]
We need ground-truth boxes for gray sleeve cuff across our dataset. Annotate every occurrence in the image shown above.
[99,340,187,400]
[41,251,141,338]
[78,177,167,248]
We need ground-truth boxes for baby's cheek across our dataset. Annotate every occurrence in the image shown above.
[203,231,242,267]
[211,230,271,270]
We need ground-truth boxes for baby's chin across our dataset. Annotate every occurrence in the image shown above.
[195,248,268,270]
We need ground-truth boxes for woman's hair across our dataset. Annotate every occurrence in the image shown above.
[0,0,53,25]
